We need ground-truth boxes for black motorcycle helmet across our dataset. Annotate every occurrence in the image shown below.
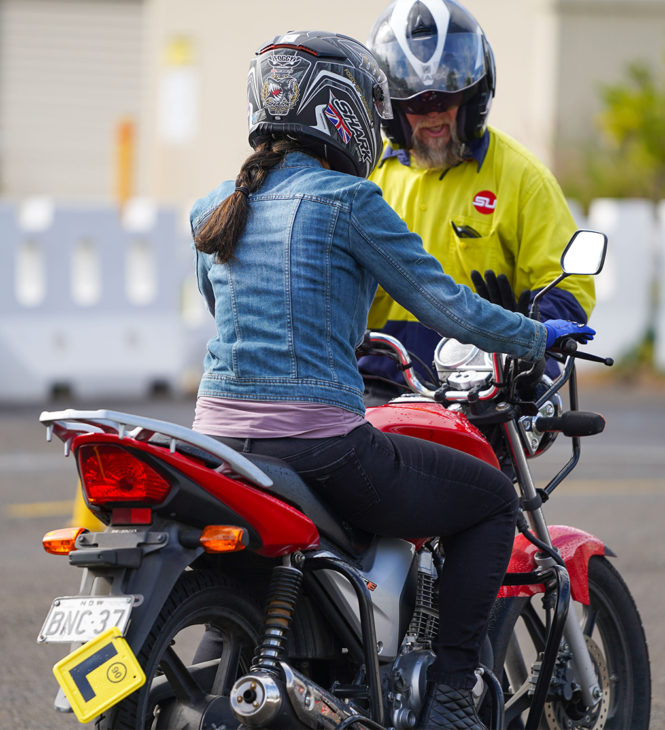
[367,0,495,147]
[247,31,393,178]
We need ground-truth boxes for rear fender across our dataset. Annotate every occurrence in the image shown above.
[499,525,610,604]
[74,523,204,656]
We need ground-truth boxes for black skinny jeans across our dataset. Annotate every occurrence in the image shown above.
[215,421,518,689]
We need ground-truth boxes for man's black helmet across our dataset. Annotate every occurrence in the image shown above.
[248,31,393,178]
[367,0,495,147]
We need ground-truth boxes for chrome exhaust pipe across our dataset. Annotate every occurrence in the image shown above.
[231,671,284,727]
[231,663,374,730]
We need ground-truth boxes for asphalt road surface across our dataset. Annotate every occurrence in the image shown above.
[1,379,663,729]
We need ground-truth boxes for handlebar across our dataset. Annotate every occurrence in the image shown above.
[360,332,439,399]
[360,331,613,407]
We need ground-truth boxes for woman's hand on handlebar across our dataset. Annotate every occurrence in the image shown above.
[543,319,596,350]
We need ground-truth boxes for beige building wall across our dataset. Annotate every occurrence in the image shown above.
[0,0,143,201]
[2,0,664,206]
[460,0,560,166]
[140,0,390,207]
[141,0,566,207]
[556,0,665,176]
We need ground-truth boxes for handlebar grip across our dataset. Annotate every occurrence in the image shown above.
[535,411,605,437]
[557,337,578,355]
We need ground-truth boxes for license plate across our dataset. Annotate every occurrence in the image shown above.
[52,626,146,723]
[38,596,134,644]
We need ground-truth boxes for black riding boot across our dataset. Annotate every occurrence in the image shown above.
[418,683,487,730]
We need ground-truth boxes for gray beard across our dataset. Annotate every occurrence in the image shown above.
[410,125,466,170]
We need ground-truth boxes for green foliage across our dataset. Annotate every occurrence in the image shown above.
[560,56,665,207]
[558,57,665,375]
[597,60,665,202]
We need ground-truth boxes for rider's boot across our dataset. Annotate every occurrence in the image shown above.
[418,683,487,730]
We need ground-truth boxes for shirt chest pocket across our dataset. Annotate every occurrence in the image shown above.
[448,215,510,280]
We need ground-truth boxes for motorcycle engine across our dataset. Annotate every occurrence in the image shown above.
[518,375,563,456]
[388,549,439,729]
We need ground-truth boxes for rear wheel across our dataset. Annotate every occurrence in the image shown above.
[96,570,263,730]
[491,556,651,729]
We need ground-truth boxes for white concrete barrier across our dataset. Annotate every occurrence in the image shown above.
[0,197,663,403]
[584,199,656,367]
[0,200,212,402]
[656,201,665,372]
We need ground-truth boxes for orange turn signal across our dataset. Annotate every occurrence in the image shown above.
[199,525,248,553]
[42,527,89,556]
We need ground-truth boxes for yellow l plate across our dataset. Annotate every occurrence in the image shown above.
[52,626,146,723]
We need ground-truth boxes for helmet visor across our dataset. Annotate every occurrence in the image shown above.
[376,30,487,100]
[373,69,394,120]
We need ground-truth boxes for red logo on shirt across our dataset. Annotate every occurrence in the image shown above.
[473,190,497,215]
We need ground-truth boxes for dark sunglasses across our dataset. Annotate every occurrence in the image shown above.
[398,91,462,116]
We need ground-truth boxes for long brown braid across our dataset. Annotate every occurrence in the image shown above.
[194,137,307,262]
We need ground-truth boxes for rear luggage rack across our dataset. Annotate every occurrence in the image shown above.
[39,409,273,489]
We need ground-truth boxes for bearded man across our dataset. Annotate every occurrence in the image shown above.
[360,0,596,403]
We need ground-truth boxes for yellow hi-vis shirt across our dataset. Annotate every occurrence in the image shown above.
[367,127,595,330]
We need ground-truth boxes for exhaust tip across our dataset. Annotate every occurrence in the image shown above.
[231,672,283,726]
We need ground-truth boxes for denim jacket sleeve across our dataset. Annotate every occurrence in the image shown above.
[194,248,216,316]
[348,180,547,362]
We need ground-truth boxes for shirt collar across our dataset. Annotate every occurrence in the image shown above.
[379,129,490,172]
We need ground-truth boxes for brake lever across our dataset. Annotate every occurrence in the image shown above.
[551,337,614,366]
[570,351,614,366]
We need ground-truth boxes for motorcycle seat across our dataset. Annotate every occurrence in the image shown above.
[239,452,375,557]
[149,435,374,558]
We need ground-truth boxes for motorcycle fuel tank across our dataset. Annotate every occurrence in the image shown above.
[366,401,499,469]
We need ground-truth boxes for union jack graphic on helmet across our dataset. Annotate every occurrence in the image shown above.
[324,94,353,144]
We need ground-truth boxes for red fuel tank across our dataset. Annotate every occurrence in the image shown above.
[366,401,499,469]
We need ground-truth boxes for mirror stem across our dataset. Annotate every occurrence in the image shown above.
[530,272,568,320]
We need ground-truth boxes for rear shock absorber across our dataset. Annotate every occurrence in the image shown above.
[231,564,304,727]
[251,564,304,673]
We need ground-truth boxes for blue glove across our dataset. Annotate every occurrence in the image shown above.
[544,319,596,348]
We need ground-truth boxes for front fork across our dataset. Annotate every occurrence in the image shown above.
[502,419,602,709]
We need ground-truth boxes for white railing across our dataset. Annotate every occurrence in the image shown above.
[0,197,663,403]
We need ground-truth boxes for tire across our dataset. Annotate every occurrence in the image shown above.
[490,556,651,730]
[96,570,263,730]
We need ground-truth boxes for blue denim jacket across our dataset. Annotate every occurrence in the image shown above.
[191,152,546,415]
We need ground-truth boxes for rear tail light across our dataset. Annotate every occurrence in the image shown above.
[78,444,171,506]
[43,527,88,555]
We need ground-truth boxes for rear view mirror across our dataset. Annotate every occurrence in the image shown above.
[561,230,607,276]
[530,229,608,319]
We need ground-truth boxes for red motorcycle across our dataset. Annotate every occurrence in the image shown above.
[37,230,650,729]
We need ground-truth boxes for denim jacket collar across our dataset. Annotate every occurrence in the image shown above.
[278,151,326,170]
